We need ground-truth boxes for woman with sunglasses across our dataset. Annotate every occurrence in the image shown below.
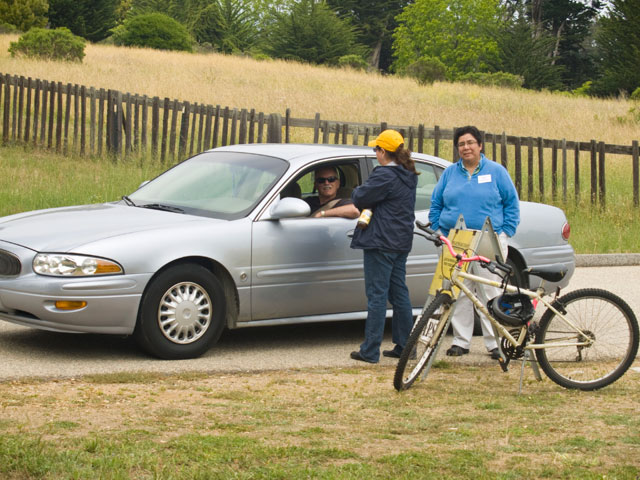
[349,129,419,363]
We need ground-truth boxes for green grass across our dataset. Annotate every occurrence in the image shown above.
[0,365,638,479]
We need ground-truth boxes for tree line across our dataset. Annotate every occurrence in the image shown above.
[0,0,638,97]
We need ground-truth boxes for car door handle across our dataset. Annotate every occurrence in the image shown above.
[347,229,354,238]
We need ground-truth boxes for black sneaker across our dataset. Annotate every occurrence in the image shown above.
[350,351,377,363]
[382,349,402,358]
[489,348,501,360]
[446,345,469,356]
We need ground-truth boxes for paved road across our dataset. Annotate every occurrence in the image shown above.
[1,265,639,381]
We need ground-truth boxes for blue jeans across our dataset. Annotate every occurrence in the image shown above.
[359,249,414,362]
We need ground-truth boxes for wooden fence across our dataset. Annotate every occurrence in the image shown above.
[1,72,639,207]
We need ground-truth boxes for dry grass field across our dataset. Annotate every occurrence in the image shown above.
[0,33,637,147]
[1,365,639,478]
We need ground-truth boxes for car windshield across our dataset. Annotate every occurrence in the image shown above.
[129,151,288,219]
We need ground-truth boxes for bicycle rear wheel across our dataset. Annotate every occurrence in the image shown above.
[394,293,453,391]
[535,288,639,390]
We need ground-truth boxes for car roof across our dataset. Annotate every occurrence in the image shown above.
[208,143,451,170]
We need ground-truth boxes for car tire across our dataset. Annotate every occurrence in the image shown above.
[134,264,226,359]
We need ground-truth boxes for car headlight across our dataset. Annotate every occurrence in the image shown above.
[33,254,123,276]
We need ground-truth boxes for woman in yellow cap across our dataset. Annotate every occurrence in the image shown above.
[349,130,419,363]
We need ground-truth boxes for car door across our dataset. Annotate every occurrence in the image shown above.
[250,159,368,321]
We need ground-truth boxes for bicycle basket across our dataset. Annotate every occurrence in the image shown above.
[487,293,535,326]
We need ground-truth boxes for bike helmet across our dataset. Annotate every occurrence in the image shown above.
[487,293,535,326]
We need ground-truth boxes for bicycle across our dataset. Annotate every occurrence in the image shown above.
[393,220,639,392]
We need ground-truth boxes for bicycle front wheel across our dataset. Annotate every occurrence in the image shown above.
[394,293,453,391]
[535,288,639,390]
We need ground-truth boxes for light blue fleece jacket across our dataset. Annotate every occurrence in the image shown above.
[429,154,520,236]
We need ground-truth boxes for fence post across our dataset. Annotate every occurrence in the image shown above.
[239,108,247,144]
[178,101,190,160]
[24,77,31,142]
[598,141,606,208]
[633,140,639,207]
[267,113,282,143]
[47,81,55,149]
[527,137,534,200]
[285,108,290,143]
[590,140,597,204]
[312,112,321,143]
[2,74,10,143]
[574,143,580,203]
[17,76,25,140]
[97,88,105,155]
[562,138,567,203]
[55,82,63,153]
[160,97,170,162]
[537,137,544,200]
[514,137,522,197]
[434,125,440,157]
[452,126,458,162]
[551,139,558,201]
[417,124,424,153]
[500,131,507,168]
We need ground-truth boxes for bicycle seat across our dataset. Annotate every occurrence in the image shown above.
[524,264,568,282]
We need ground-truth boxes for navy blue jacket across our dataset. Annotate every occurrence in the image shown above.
[350,165,418,253]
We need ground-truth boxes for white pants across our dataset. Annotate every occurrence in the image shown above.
[450,233,509,352]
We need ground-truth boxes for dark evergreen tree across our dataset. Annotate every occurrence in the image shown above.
[48,0,118,43]
[498,0,602,89]
[326,0,409,71]
[189,0,259,54]
[539,0,602,89]
[264,0,365,64]
[594,0,640,96]
[492,16,564,90]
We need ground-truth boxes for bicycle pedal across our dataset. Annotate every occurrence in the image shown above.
[498,357,510,372]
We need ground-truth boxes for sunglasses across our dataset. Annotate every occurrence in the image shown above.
[315,176,338,184]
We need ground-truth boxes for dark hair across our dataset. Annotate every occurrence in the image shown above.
[386,144,420,175]
[453,125,482,147]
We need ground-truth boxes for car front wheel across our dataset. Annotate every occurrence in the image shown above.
[135,264,226,359]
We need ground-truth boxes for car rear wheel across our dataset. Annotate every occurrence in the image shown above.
[135,264,226,359]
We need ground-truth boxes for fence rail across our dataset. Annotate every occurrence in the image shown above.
[1,72,639,207]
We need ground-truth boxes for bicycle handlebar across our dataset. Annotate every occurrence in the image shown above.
[415,220,513,276]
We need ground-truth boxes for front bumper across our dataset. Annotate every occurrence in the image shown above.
[0,241,151,334]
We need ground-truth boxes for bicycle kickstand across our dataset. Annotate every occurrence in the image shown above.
[517,350,543,394]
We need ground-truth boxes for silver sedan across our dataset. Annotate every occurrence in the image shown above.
[0,144,575,359]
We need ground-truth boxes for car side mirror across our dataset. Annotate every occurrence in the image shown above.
[268,197,311,219]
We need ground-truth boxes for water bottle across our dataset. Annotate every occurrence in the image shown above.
[357,209,372,229]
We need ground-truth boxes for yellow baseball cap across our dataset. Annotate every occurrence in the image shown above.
[368,129,404,152]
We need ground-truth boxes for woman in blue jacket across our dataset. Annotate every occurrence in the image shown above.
[350,130,419,363]
[429,125,520,359]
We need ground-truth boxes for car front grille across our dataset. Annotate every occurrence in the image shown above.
[0,250,21,276]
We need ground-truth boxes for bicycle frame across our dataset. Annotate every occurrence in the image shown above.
[440,240,593,356]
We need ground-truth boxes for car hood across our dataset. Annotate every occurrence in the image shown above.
[0,203,216,252]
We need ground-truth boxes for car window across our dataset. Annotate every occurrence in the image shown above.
[130,151,288,220]
[370,158,442,211]
[415,162,440,210]
[283,160,362,203]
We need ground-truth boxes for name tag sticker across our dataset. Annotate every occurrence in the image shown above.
[478,174,492,184]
